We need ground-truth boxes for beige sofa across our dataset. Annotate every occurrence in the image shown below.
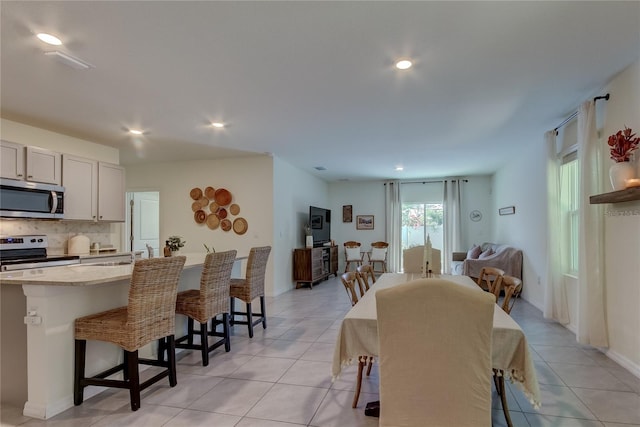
[451,243,522,280]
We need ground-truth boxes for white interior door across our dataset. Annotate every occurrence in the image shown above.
[127,191,160,257]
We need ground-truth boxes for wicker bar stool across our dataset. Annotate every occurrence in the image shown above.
[175,250,236,366]
[74,256,186,411]
[229,246,271,338]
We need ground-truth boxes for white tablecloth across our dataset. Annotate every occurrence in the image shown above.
[332,273,541,407]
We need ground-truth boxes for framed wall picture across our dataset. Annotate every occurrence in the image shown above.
[343,205,353,222]
[356,215,374,230]
[498,206,516,216]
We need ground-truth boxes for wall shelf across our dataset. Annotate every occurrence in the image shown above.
[589,186,640,204]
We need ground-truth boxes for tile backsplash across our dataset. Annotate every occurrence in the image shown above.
[0,220,119,255]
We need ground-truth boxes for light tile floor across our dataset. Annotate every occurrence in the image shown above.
[2,276,640,426]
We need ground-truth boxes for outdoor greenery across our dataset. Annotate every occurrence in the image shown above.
[402,203,443,230]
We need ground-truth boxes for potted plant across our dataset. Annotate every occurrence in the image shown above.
[607,126,639,190]
[164,236,185,256]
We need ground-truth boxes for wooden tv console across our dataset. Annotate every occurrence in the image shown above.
[293,246,338,289]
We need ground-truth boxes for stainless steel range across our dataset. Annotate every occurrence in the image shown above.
[0,235,80,271]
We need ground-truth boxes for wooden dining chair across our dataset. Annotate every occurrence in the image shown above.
[341,272,361,306]
[367,241,389,275]
[500,275,523,314]
[343,241,363,272]
[356,264,376,295]
[477,266,505,298]
[340,271,374,408]
[376,278,495,426]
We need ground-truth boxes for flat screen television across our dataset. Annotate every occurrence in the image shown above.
[309,206,331,247]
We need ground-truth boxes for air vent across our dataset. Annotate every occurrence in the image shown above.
[314,166,327,171]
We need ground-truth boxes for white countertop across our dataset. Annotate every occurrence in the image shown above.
[0,253,210,287]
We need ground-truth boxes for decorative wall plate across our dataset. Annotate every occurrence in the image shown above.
[194,209,206,224]
[190,187,203,200]
[233,217,248,235]
[220,219,232,231]
[206,214,220,229]
[204,186,216,199]
[214,188,232,206]
[229,203,240,215]
[470,210,482,222]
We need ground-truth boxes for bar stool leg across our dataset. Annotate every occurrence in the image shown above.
[260,296,267,329]
[223,313,231,352]
[246,302,253,338]
[229,297,235,326]
[187,318,194,345]
[73,339,86,406]
[200,321,209,366]
[167,335,177,387]
[126,350,141,411]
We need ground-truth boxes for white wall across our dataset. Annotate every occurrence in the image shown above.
[460,176,494,250]
[599,60,640,375]
[493,139,548,308]
[492,59,640,376]
[272,156,329,295]
[329,181,386,272]
[125,156,278,295]
[0,119,122,252]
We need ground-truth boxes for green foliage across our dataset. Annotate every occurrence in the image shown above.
[167,236,185,251]
[401,204,443,230]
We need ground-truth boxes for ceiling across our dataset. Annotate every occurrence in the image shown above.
[2,2,639,182]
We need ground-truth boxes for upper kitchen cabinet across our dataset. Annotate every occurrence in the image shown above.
[97,162,125,222]
[62,155,98,220]
[62,157,125,222]
[0,140,25,180]
[26,146,62,185]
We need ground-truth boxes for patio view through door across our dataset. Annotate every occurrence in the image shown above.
[401,203,444,268]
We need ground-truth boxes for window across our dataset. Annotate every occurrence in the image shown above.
[401,202,443,252]
[560,152,579,275]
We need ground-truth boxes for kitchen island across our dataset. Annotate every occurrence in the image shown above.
[0,253,245,420]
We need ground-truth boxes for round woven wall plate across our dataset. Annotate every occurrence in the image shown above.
[204,186,216,199]
[194,210,206,224]
[206,214,220,229]
[214,188,232,206]
[229,203,240,215]
[220,218,232,231]
[233,217,248,235]
[190,188,202,200]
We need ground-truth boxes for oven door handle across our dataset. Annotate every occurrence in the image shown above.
[50,191,58,214]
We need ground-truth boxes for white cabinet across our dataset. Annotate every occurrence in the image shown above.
[62,155,98,220]
[0,140,25,180]
[62,157,125,222]
[26,146,62,185]
[1,142,61,184]
[98,162,126,222]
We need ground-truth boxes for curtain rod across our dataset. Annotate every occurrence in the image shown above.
[384,179,468,185]
[554,93,610,134]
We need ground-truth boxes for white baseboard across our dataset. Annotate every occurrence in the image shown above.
[605,348,640,380]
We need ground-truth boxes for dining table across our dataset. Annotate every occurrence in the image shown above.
[332,273,541,426]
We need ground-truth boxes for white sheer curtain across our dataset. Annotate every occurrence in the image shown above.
[543,130,570,324]
[576,100,608,347]
[384,181,402,272]
[442,179,462,274]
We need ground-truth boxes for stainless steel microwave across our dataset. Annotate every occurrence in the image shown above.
[0,178,64,219]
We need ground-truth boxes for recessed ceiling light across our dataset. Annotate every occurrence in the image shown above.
[211,122,225,128]
[128,129,144,135]
[395,59,413,70]
[395,166,404,171]
[37,33,62,46]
